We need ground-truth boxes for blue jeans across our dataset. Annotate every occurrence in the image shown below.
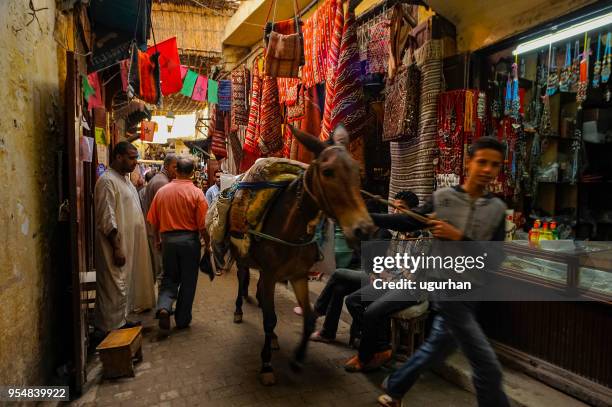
[157,231,200,328]
[385,302,509,407]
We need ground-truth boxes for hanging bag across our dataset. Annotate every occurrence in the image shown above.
[382,45,420,141]
[264,0,304,78]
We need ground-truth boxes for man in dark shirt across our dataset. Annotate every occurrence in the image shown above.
[375,137,510,407]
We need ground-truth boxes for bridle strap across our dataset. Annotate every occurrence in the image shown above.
[302,145,346,221]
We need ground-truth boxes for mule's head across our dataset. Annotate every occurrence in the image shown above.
[290,125,375,246]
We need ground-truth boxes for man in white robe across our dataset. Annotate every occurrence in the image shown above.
[94,141,155,333]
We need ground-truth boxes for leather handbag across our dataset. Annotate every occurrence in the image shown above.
[263,0,304,78]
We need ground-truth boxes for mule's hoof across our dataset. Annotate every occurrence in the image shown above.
[271,337,280,351]
[233,312,243,324]
[289,359,304,372]
[259,371,276,386]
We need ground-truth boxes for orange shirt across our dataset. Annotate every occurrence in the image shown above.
[147,180,208,233]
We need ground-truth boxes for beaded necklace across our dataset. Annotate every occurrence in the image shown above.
[601,32,611,83]
[569,40,580,92]
[547,47,558,96]
[593,33,602,87]
[559,42,571,92]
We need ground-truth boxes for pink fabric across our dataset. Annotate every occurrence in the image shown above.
[191,75,208,101]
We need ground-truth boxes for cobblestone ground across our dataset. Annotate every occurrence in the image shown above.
[73,271,475,407]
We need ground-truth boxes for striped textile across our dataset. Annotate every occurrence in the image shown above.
[329,7,367,142]
[258,76,283,154]
[302,0,335,88]
[389,40,443,205]
[218,80,232,112]
[231,65,250,131]
[241,61,263,172]
[277,77,300,105]
[321,0,345,141]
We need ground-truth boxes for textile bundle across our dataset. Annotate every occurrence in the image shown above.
[287,85,305,123]
[210,106,227,159]
[291,85,321,164]
[231,65,250,131]
[218,80,232,112]
[264,29,303,78]
[389,40,443,204]
[367,15,390,74]
[328,4,367,142]
[258,76,283,154]
[302,0,335,88]
[241,60,263,172]
[321,0,347,140]
[278,77,300,105]
[383,63,420,141]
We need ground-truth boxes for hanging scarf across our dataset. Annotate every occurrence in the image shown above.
[218,80,232,112]
[321,0,345,141]
[231,65,250,131]
[277,77,300,105]
[329,5,367,142]
[367,13,390,75]
[241,61,263,172]
[291,85,321,164]
[259,76,283,154]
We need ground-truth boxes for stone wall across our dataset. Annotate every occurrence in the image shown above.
[0,0,63,386]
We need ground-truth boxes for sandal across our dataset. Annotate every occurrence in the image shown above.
[377,394,402,407]
[309,330,333,343]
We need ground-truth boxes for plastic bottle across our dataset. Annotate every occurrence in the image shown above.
[529,220,541,247]
[540,222,552,241]
[550,221,559,240]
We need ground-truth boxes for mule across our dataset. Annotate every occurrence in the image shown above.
[226,126,374,385]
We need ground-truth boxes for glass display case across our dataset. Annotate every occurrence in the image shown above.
[501,240,612,300]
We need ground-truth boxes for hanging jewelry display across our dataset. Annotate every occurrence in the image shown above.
[601,32,611,84]
[558,42,571,92]
[504,72,512,116]
[577,35,589,107]
[593,33,602,87]
[570,40,580,92]
[547,47,558,96]
[477,91,486,121]
[539,95,553,136]
[511,63,520,120]
[436,90,466,189]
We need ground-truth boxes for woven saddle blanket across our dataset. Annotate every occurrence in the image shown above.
[229,157,307,258]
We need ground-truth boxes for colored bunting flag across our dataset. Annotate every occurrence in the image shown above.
[84,72,104,111]
[119,59,130,91]
[181,70,198,97]
[192,75,208,101]
[180,65,188,80]
[147,37,182,95]
[207,79,219,104]
[94,126,107,145]
[140,121,157,142]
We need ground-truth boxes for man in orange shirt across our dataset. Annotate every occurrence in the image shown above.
[147,156,209,336]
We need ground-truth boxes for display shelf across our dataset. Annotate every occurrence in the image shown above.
[501,241,612,302]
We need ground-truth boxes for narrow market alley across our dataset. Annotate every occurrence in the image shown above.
[73,271,476,407]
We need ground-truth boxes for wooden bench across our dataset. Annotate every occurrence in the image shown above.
[96,326,143,378]
[391,301,429,361]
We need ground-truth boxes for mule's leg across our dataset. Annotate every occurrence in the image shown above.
[259,277,278,385]
[289,277,316,371]
[234,265,249,323]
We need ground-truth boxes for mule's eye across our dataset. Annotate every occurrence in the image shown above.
[322,169,334,178]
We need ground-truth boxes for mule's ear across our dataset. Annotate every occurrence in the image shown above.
[289,125,326,157]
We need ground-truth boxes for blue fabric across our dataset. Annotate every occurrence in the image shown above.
[218,80,232,112]
[236,180,292,190]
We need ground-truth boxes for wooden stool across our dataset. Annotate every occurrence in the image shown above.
[96,326,143,378]
[391,301,429,361]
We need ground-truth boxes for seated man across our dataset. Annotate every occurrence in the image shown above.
[309,192,417,345]
[344,191,424,372]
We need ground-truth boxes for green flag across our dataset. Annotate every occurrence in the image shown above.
[207,79,218,104]
[180,70,198,97]
[82,74,95,100]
